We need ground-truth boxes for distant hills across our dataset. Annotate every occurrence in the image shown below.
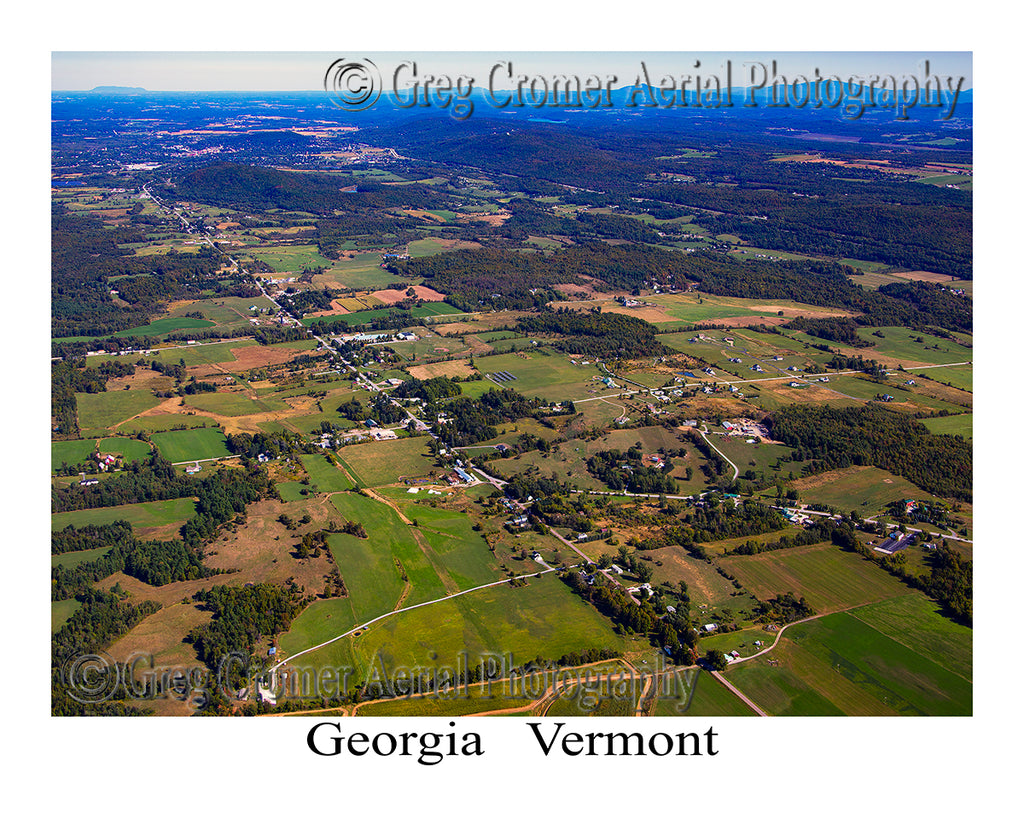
[88,86,147,94]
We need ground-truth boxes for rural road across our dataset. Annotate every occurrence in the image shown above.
[697,428,740,481]
[710,670,768,716]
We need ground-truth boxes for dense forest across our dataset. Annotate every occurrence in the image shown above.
[187,583,306,679]
[173,163,445,217]
[518,309,668,358]
[52,212,221,338]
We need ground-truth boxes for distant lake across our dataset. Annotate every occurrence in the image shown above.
[52,179,86,187]
[527,117,567,124]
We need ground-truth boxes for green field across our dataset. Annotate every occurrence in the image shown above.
[909,364,972,392]
[246,244,336,272]
[284,573,625,685]
[50,435,154,471]
[299,452,356,492]
[462,351,600,401]
[96,437,153,462]
[725,594,971,715]
[921,413,972,438]
[313,253,405,290]
[52,599,82,634]
[391,502,499,589]
[851,326,973,365]
[183,392,289,417]
[823,374,965,414]
[54,316,215,342]
[783,465,938,514]
[174,296,276,328]
[144,340,256,367]
[51,497,197,534]
[336,436,438,486]
[276,481,311,502]
[76,390,161,429]
[653,670,755,716]
[302,303,464,328]
[280,490,448,659]
[718,542,910,614]
[150,428,231,462]
[52,544,116,569]
[52,439,101,473]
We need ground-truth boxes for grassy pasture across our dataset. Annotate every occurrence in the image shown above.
[276,481,311,502]
[183,392,289,417]
[52,439,100,472]
[718,542,909,614]
[725,595,971,715]
[76,390,161,429]
[336,436,437,487]
[288,573,625,683]
[299,452,355,492]
[329,492,448,611]
[117,417,213,435]
[848,593,971,681]
[821,375,966,414]
[312,253,405,290]
[174,296,276,328]
[653,670,755,716]
[784,465,938,512]
[908,364,972,393]
[647,546,760,615]
[51,497,196,534]
[246,244,335,272]
[461,351,599,401]
[390,502,499,590]
[96,437,152,462]
[52,599,82,634]
[142,340,256,367]
[851,326,973,366]
[52,545,116,569]
[55,316,215,343]
[920,413,972,438]
[279,491,442,659]
[150,428,231,462]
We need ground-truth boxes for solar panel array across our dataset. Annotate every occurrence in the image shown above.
[488,371,517,382]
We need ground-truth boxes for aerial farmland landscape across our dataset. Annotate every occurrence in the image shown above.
[50,52,973,721]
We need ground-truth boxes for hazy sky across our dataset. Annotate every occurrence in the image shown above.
[52,51,972,92]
